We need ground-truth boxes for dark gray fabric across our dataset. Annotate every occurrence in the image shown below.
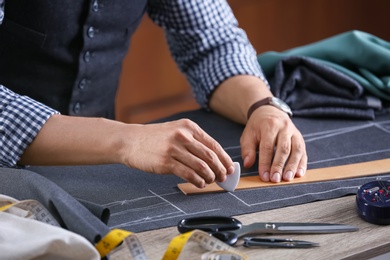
[258,30,390,102]
[22,110,390,233]
[269,56,378,119]
[0,0,147,118]
[77,198,110,225]
[0,168,110,244]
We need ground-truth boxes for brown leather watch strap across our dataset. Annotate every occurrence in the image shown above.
[247,97,273,120]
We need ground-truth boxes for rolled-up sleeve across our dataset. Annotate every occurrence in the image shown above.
[0,85,59,167]
[147,0,268,108]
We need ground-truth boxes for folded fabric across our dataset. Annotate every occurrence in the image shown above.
[0,167,110,245]
[258,30,390,101]
[0,197,99,260]
[77,198,110,225]
[269,56,379,119]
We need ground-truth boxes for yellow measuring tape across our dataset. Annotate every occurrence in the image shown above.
[0,197,148,259]
[96,228,148,259]
[95,229,134,257]
[0,196,247,259]
[163,230,248,260]
[0,203,14,211]
[0,199,60,226]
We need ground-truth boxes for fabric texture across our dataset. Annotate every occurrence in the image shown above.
[0,195,99,260]
[0,212,99,260]
[24,110,390,233]
[268,56,380,119]
[0,167,110,245]
[0,0,148,118]
[258,30,390,101]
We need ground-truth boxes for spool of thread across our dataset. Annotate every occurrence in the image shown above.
[356,180,390,225]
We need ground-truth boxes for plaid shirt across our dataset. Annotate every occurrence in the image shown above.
[0,0,3,24]
[147,0,267,107]
[0,86,58,167]
[0,0,266,167]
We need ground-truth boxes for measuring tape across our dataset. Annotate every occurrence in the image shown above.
[96,228,148,259]
[0,198,60,226]
[0,196,247,259]
[0,196,148,259]
[163,230,248,260]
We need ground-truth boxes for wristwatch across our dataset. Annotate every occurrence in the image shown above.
[247,97,293,119]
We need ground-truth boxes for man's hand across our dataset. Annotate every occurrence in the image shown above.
[124,119,235,188]
[209,75,308,182]
[240,105,307,182]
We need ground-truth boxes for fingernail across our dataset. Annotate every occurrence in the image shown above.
[297,168,305,176]
[243,156,249,167]
[227,165,235,175]
[261,171,270,182]
[284,170,293,181]
[271,172,281,182]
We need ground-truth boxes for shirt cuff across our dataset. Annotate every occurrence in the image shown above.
[0,86,59,167]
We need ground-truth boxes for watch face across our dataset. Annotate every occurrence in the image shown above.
[271,97,292,116]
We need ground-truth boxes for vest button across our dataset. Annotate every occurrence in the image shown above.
[78,79,87,90]
[92,0,99,12]
[73,102,81,114]
[84,51,91,62]
[87,26,95,38]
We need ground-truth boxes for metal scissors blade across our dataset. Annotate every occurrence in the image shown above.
[243,237,320,248]
[219,222,358,245]
[235,222,358,237]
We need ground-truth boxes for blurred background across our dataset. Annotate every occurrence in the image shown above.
[115,0,390,123]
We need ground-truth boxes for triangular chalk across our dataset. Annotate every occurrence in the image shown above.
[216,162,240,192]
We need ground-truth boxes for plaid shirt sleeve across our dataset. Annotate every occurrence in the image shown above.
[0,85,59,167]
[147,0,269,108]
[0,0,4,25]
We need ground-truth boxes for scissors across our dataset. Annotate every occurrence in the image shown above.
[242,237,319,248]
[177,216,358,246]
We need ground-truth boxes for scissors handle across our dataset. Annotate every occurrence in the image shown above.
[177,216,242,233]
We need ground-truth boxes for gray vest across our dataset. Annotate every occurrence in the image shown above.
[0,0,148,118]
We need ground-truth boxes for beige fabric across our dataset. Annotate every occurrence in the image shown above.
[0,195,100,260]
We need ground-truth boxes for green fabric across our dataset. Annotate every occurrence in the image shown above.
[258,30,390,100]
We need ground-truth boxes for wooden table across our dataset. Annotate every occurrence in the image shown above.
[113,195,390,259]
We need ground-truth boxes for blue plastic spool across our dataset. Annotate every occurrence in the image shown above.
[356,180,390,225]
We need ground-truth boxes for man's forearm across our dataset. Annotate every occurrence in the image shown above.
[19,114,130,166]
[209,75,273,124]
